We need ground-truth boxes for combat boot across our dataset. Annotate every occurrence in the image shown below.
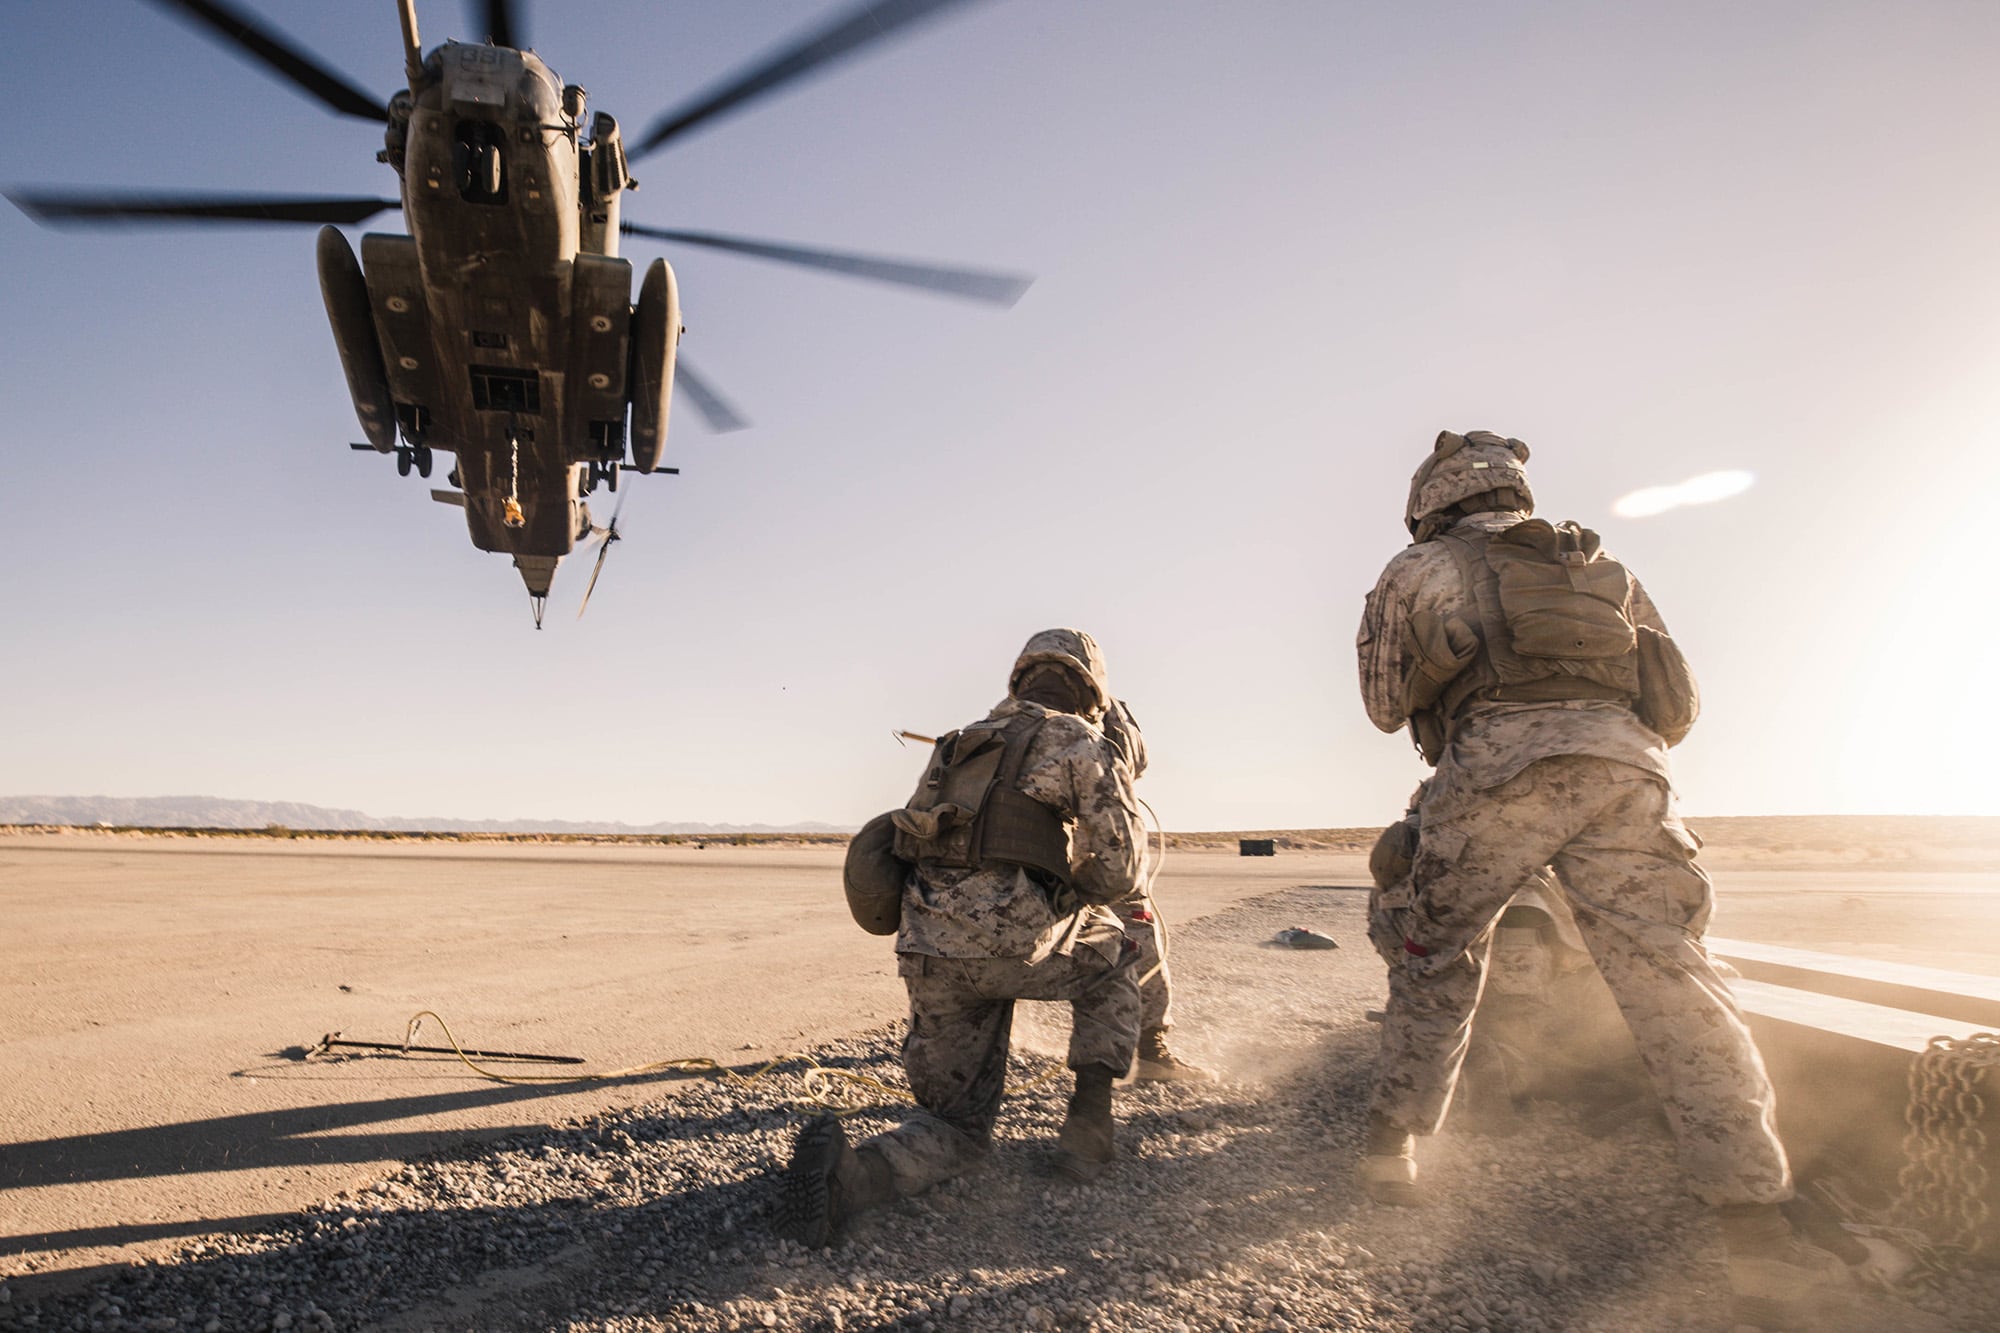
[1356,1111,1422,1207]
[1719,1203,1859,1331]
[780,1114,895,1248]
[1056,1063,1118,1181]
[1132,1027,1216,1082]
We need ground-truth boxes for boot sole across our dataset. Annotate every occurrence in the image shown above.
[779,1116,846,1248]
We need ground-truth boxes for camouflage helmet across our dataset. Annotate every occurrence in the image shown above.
[1405,430,1534,539]
[1009,627,1111,718]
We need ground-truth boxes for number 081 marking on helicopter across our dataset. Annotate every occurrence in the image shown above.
[9,0,1030,626]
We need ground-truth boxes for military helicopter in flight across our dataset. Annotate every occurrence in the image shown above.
[8,0,1029,626]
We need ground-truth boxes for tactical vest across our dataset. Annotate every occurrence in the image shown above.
[1413,520,1643,757]
[889,713,1072,884]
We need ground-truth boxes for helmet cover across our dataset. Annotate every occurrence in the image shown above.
[1009,628,1111,718]
[1405,430,1534,537]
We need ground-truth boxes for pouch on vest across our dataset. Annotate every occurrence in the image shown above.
[1399,610,1480,716]
[1433,520,1643,719]
[844,811,910,936]
[1369,815,1419,892]
[1487,521,1636,664]
[890,714,1072,884]
[1635,624,1700,746]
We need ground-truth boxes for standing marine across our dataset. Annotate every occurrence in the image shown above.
[784,628,1145,1247]
[1353,429,1877,1330]
[1099,698,1213,1081]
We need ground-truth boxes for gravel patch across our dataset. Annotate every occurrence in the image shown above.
[4,886,1995,1331]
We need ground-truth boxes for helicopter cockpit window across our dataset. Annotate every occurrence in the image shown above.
[452,121,508,205]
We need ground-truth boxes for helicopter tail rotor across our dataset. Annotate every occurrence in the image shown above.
[576,485,632,619]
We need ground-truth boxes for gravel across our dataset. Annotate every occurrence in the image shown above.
[5,885,1996,1332]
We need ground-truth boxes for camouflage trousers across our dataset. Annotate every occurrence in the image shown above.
[1366,754,1792,1206]
[859,950,1140,1197]
[1114,899,1173,1032]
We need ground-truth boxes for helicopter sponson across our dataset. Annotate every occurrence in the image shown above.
[315,40,677,568]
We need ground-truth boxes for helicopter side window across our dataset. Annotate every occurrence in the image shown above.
[471,366,541,415]
[451,121,509,205]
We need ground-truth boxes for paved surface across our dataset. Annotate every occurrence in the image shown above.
[0,834,1354,1282]
[5,833,1995,1294]
[1706,867,2000,978]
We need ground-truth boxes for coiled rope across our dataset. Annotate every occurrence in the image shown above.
[361,800,1174,1111]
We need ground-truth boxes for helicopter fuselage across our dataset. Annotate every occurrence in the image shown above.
[316,40,677,602]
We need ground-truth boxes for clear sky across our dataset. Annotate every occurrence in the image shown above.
[3,1,1997,829]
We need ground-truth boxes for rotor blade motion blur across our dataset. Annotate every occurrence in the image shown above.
[479,0,524,50]
[7,192,403,227]
[577,489,630,620]
[673,358,751,434]
[628,0,990,160]
[621,225,1031,306]
[149,0,387,121]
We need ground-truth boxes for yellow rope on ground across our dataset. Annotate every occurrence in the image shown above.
[383,806,1164,1110]
[389,1010,1063,1115]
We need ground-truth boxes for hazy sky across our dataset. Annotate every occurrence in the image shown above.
[4,1,1997,829]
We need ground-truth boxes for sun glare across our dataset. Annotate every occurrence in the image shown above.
[1838,515,2000,813]
[1611,470,1756,519]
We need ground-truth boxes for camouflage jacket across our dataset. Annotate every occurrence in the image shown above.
[1356,511,1674,790]
[897,698,1144,962]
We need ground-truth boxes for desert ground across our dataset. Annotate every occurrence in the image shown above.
[2,826,1997,1331]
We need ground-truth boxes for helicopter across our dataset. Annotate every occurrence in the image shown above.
[8,0,1030,627]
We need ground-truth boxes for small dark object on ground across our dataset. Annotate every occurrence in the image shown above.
[299,1031,586,1064]
[1275,926,1339,950]
[1240,838,1276,856]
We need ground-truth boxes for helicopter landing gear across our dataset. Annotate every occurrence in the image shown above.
[584,460,621,494]
[394,443,433,478]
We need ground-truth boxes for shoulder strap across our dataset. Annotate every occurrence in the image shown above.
[996,713,1048,787]
[968,713,1049,868]
[1433,531,1503,720]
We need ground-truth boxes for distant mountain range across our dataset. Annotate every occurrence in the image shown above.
[0,795,849,836]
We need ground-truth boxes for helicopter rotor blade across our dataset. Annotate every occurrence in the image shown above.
[621,224,1031,307]
[577,537,616,619]
[7,191,403,228]
[577,483,633,618]
[148,0,387,122]
[478,0,524,50]
[577,524,621,618]
[672,357,751,434]
[628,0,991,161]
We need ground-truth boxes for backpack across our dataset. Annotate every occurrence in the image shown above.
[889,713,1072,883]
[1418,519,1698,751]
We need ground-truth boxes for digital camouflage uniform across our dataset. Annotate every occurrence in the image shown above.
[1100,699,1174,1035]
[861,675,1145,1198]
[1357,506,1791,1208]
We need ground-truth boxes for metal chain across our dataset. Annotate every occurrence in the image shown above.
[1895,1031,2000,1256]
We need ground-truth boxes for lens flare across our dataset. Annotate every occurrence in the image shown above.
[1611,469,1755,519]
